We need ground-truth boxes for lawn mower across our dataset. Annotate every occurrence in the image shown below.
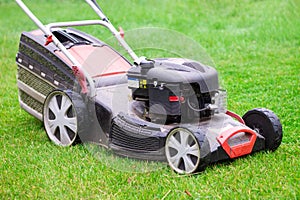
[15,0,283,174]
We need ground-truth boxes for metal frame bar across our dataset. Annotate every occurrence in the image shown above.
[85,0,139,61]
[46,20,139,63]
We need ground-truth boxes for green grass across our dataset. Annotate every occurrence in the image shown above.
[1,0,299,199]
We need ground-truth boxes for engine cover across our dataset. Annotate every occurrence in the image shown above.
[127,58,220,123]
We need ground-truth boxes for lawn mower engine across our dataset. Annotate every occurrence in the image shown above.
[128,58,226,123]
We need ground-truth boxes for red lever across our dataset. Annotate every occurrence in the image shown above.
[119,27,124,38]
[45,35,53,46]
[226,110,245,124]
[217,126,257,159]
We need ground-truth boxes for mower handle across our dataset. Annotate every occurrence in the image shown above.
[88,0,108,22]
[85,0,139,62]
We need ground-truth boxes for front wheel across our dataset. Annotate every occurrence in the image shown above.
[43,90,88,146]
[243,108,282,151]
[165,128,202,174]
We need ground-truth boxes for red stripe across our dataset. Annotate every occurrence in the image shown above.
[92,71,127,78]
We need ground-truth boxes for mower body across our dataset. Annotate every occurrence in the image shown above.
[16,0,282,174]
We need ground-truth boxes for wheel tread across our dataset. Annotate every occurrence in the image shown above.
[243,108,283,151]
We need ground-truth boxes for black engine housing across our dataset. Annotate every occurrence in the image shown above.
[127,58,220,123]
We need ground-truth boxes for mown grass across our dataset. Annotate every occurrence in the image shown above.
[1,0,299,199]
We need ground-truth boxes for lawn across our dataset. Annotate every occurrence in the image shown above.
[1,0,299,199]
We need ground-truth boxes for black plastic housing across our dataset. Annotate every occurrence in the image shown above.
[127,59,219,123]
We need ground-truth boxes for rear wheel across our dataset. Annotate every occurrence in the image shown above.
[243,108,282,151]
[43,90,87,146]
[165,128,201,174]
